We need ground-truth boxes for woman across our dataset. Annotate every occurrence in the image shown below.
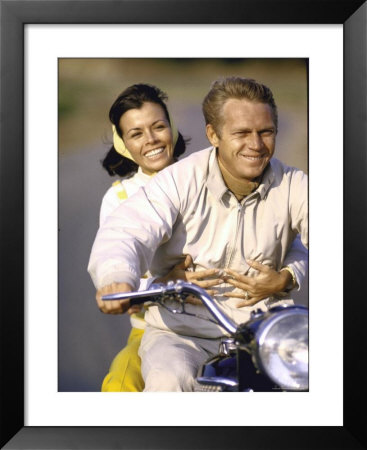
[99,84,223,392]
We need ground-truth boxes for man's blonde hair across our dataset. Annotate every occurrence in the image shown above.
[202,76,278,136]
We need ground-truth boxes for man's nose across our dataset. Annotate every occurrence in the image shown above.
[248,132,262,150]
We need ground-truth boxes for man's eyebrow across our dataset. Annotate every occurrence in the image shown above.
[232,126,275,133]
[260,126,276,131]
[231,127,251,133]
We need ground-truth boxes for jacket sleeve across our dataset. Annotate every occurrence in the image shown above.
[289,170,308,249]
[99,185,121,226]
[88,170,181,290]
[282,234,308,291]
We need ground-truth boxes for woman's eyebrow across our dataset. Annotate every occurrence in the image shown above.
[126,119,168,134]
[126,126,142,134]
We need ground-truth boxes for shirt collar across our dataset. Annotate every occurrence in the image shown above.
[206,147,275,201]
[206,148,228,202]
[136,166,155,181]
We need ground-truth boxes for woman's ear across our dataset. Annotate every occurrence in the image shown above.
[206,124,220,147]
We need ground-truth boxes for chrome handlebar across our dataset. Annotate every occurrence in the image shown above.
[102,280,238,335]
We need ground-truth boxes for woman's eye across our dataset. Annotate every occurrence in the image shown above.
[131,132,142,139]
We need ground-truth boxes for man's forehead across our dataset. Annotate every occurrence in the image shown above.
[221,98,275,124]
[223,97,271,111]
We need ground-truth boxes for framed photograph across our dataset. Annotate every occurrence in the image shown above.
[1,1,366,449]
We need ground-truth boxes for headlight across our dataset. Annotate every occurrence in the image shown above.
[255,307,308,391]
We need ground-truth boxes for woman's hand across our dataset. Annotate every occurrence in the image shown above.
[156,255,224,305]
[223,260,292,307]
[96,282,134,314]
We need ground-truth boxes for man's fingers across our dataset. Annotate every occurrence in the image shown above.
[222,268,241,279]
[247,259,271,272]
[222,268,249,283]
[187,268,221,281]
[222,292,246,298]
[225,278,251,291]
[205,289,218,296]
[222,291,262,307]
[194,278,224,289]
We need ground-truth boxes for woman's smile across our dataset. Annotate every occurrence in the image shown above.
[144,147,165,158]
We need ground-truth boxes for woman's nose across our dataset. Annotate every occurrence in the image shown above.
[145,129,158,144]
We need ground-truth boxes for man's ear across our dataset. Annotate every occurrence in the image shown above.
[206,124,220,147]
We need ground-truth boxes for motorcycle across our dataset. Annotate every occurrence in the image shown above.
[103,280,308,392]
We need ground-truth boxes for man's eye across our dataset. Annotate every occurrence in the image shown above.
[260,130,275,137]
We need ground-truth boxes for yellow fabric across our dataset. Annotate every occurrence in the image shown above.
[101,328,145,392]
[112,120,179,162]
[112,180,128,200]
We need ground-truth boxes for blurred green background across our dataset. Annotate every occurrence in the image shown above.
[58,58,308,391]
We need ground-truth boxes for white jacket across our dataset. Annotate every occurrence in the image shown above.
[99,168,151,226]
[88,147,308,338]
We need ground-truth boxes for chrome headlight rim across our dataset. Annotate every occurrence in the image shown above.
[254,306,309,391]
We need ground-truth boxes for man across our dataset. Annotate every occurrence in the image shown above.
[88,77,308,391]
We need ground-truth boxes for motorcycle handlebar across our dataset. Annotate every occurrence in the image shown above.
[102,280,238,335]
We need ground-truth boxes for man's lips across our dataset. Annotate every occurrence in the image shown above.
[239,153,266,161]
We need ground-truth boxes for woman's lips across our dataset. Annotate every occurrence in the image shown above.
[145,147,165,159]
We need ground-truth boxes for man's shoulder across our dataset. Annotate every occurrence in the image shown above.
[270,158,307,178]
[160,146,213,180]
[176,146,213,168]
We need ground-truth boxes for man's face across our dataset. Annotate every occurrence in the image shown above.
[206,98,276,181]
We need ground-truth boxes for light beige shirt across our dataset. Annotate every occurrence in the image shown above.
[88,147,308,338]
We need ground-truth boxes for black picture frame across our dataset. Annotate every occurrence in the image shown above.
[1,1,366,449]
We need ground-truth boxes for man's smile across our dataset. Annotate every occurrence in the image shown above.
[239,153,266,162]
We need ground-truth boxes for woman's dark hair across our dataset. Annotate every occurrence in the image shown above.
[102,83,187,177]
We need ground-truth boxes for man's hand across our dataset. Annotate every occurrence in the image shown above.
[222,260,292,307]
[156,255,224,305]
[96,282,134,314]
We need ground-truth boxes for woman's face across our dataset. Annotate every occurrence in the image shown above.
[119,102,174,175]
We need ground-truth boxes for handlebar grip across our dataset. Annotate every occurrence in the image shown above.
[102,286,165,303]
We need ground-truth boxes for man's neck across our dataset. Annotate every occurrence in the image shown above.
[217,156,260,202]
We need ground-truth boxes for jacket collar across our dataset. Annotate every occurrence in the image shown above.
[206,147,275,202]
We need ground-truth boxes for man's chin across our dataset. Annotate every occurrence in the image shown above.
[237,169,262,182]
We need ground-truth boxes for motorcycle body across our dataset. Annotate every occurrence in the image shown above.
[195,304,308,392]
[103,281,309,392]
